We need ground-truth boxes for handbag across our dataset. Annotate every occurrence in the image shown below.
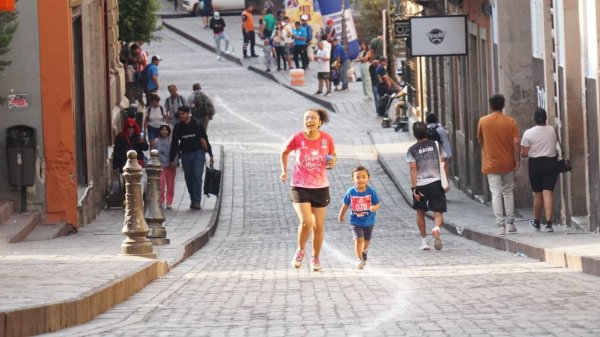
[435,141,449,189]
[554,127,572,173]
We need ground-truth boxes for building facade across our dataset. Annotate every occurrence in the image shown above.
[0,0,126,228]
[403,0,600,231]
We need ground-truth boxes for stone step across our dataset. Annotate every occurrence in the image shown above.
[0,212,41,243]
[24,222,74,242]
[0,199,15,226]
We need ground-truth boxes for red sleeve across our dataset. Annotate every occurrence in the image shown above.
[285,133,298,151]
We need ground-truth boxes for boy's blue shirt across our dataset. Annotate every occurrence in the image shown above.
[342,185,380,227]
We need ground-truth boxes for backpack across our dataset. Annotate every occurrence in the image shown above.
[427,124,442,143]
[192,91,215,118]
[136,64,151,88]
[147,105,164,118]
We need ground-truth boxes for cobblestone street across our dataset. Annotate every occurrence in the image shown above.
[39,24,600,337]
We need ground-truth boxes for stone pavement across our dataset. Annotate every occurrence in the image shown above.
[0,1,600,337]
[161,4,600,277]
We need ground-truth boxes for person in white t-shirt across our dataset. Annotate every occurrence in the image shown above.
[520,108,559,232]
[313,39,331,97]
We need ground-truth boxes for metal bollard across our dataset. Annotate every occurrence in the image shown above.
[120,150,157,258]
[145,149,170,245]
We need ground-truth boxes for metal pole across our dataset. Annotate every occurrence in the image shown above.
[382,10,387,57]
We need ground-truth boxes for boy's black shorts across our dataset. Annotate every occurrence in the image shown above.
[412,180,446,213]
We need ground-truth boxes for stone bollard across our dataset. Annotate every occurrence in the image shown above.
[120,150,157,258]
[145,149,170,245]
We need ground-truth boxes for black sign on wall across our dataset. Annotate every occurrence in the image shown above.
[394,20,409,38]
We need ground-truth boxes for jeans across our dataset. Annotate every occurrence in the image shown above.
[340,60,350,89]
[487,172,515,227]
[214,32,230,57]
[180,150,206,205]
[372,85,380,113]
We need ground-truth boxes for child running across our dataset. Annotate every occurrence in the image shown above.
[155,124,177,209]
[338,166,381,269]
[406,122,449,251]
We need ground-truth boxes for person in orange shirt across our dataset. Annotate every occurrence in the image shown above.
[477,94,521,236]
[241,4,258,58]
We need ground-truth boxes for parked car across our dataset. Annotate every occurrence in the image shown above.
[181,0,245,16]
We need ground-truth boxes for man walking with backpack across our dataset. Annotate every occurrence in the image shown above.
[426,113,452,162]
[187,83,215,131]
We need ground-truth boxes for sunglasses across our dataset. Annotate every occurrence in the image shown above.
[128,126,135,129]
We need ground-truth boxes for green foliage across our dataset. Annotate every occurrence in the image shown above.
[118,0,162,44]
[0,7,18,105]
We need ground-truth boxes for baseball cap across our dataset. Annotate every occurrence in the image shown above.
[214,11,220,19]
[301,14,308,21]
[151,55,162,62]
[326,18,333,25]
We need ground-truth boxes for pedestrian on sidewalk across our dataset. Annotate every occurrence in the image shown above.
[155,124,177,209]
[113,118,149,172]
[338,166,381,269]
[357,41,373,100]
[520,107,558,232]
[173,0,178,11]
[164,84,186,126]
[426,113,452,162]
[210,12,232,60]
[313,39,331,96]
[144,55,161,106]
[241,5,258,58]
[261,8,276,41]
[202,0,214,29]
[281,16,294,69]
[187,83,215,131]
[170,106,214,210]
[292,21,308,70]
[263,38,275,72]
[477,94,521,236]
[272,21,286,71]
[407,122,449,251]
[369,58,380,114]
[280,108,337,272]
[332,38,350,91]
[144,94,166,147]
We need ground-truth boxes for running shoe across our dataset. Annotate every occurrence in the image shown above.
[497,226,506,236]
[545,224,554,233]
[362,250,368,261]
[311,256,322,272]
[529,219,541,230]
[507,223,518,233]
[291,249,304,269]
[357,258,366,269]
[313,91,322,95]
[324,91,332,97]
[419,243,431,250]
[432,226,443,251]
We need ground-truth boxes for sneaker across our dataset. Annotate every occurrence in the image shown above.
[324,91,332,97]
[313,91,322,95]
[291,249,304,269]
[362,250,368,261]
[243,55,250,59]
[507,223,518,234]
[497,226,506,236]
[311,256,322,272]
[251,54,259,58]
[166,204,172,210]
[545,225,554,233]
[529,219,541,230]
[340,87,349,91]
[190,203,201,210]
[216,56,221,60]
[356,258,366,269]
[432,226,443,251]
[419,243,431,250]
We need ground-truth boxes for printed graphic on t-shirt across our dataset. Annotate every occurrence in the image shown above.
[286,132,335,189]
[350,195,371,217]
[406,140,444,186]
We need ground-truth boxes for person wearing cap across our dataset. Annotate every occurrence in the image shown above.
[210,11,232,60]
[170,106,214,210]
[241,5,258,58]
[292,20,308,70]
[144,55,161,106]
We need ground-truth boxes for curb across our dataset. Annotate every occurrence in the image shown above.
[367,131,600,277]
[0,146,226,337]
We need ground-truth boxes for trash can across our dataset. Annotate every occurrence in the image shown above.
[6,125,36,187]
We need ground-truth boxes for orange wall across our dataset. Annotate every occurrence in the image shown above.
[38,0,78,226]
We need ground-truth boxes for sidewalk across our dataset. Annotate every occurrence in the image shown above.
[160,9,600,277]
[0,147,224,337]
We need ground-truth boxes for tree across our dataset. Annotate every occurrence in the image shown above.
[118,0,161,43]
[0,6,18,105]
